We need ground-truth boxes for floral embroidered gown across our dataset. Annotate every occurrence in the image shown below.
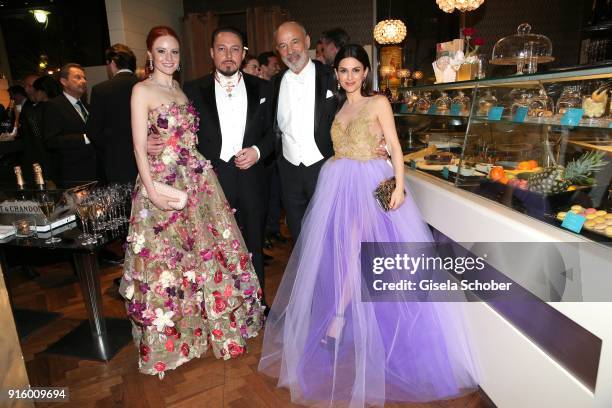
[120,102,265,378]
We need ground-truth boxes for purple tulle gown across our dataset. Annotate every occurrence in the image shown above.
[258,97,478,406]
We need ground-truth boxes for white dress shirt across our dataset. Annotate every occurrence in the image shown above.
[215,71,248,162]
[277,60,323,166]
[63,91,90,144]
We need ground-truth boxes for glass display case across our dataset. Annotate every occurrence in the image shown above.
[395,66,612,245]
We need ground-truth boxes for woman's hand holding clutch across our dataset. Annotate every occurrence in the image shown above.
[149,191,179,211]
[142,181,188,211]
[388,187,405,210]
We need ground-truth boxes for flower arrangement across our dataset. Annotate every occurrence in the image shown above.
[462,27,485,59]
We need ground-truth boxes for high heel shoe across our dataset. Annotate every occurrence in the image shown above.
[320,314,345,351]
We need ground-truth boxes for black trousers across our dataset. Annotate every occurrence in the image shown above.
[215,159,266,296]
[265,159,282,234]
[277,156,325,241]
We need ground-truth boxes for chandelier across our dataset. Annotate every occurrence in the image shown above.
[374,19,407,44]
[436,0,485,13]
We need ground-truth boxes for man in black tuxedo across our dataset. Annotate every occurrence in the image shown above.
[271,21,338,240]
[87,44,139,184]
[43,63,97,184]
[148,27,274,302]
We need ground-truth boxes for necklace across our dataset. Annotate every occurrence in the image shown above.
[149,76,176,91]
[214,71,242,97]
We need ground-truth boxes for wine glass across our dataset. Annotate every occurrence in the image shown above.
[90,195,105,240]
[76,197,96,245]
[38,193,61,244]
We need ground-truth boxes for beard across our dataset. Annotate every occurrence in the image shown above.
[282,51,308,73]
[217,61,239,77]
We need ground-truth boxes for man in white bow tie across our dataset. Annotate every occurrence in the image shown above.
[270,21,338,240]
[147,27,275,309]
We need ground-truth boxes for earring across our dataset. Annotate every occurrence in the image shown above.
[176,64,181,72]
[362,81,366,90]
[148,58,153,71]
[337,82,341,90]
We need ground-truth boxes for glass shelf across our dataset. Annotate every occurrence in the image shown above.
[399,64,612,93]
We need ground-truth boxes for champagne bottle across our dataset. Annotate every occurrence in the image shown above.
[14,165,27,200]
[33,163,46,190]
[14,165,25,189]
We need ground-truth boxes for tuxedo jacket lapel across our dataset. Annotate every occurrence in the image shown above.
[200,77,222,141]
[59,95,87,127]
[272,69,287,127]
[314,64,325,135]
[244,75,258,138]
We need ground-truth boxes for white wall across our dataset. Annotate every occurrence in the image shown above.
[105,0,184,68]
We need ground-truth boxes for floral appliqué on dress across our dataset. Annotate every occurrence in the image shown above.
[120,102,265,378]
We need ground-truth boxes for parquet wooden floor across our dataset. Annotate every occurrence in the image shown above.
[7,235,489,408]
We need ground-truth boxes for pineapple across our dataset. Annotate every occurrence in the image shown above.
[527,151,607,195]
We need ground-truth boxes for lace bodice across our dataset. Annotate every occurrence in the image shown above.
[331,101,381,161]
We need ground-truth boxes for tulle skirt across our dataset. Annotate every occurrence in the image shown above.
[258,158,478,407]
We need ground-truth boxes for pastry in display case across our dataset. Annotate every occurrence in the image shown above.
[393,66,612,244]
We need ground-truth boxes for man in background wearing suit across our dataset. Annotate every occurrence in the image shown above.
[88,43,139,184]
[148,27,274,307]
[43,63,97,184]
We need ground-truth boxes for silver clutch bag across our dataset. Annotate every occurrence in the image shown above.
[142,181,188,210]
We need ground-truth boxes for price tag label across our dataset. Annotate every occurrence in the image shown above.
[442,166,449,179]
[427,105,438,115]
[487,106,504,121]
[450,103,462,116]
[513,106,528,123]
[561,212,586,234]
[560,108,584,126]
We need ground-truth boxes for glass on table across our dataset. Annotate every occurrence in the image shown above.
[37,192,61,244]
[76,197,96,245]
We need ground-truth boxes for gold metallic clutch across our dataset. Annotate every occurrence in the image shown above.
[374,177,401,211]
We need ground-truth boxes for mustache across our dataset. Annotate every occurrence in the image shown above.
[222,60,236,64]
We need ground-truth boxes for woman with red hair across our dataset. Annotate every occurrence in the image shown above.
[119,26,265,378]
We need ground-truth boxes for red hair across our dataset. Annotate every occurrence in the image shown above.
[145,26,180,76]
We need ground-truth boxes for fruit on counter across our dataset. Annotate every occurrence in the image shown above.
[499,176,509,185]
[584,208,597,214]
[586,213,597,220]
[570,205,584,212]
[607,227,612,237]
[488,166,505,181]
[517,160,538,170]
[556,211,567,220]
[585,220,596,228]
[595,210,607,217]
[527,151,607,195]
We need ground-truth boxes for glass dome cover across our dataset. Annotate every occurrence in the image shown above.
[490,23,554,74]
